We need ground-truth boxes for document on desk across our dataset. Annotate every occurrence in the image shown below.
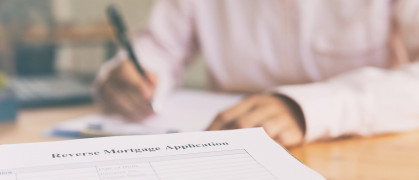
[50,89,243,137]
[0,128,324,180]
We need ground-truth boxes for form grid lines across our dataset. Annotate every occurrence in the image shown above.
[148,163,161,180]
[0,149,277,180]
[244,149,279,180]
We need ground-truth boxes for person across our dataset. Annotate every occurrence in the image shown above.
[95,0,419,148]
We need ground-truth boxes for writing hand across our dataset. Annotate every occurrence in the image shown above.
[97,60,157,121]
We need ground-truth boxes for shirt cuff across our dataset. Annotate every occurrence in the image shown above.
[272,83,339,142]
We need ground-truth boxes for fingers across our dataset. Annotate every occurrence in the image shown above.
[120,60,157,100]
[207,94,305,148]
[275,129,304,148]
[262,116,303,148]
[261,117,288,140]
[207,96,261,130]
[130,71,155,100]
[232,104,278,129]
[97,60,158,121]
[101,80,153,121]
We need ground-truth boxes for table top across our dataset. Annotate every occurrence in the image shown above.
[1,104,418,180]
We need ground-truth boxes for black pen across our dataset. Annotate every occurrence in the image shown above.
[107,5,155,112]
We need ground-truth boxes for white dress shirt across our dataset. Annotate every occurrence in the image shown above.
[99,0,419,142]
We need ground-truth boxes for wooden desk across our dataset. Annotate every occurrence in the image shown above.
[1,104,418,180]
[290,132,419,180]
[0,104,99,144]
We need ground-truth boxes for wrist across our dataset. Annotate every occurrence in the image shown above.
[273,94,306,136]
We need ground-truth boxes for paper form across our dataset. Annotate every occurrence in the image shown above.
[0,128,325,179]
[50,89,243,137]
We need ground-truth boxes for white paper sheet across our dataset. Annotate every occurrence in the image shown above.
[50,89,243,137]
[0,128,325,180]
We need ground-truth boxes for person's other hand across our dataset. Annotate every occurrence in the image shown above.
[97,60,157,121]
[207,94,306,148]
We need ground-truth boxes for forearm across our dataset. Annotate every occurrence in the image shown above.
[273,63,419,142]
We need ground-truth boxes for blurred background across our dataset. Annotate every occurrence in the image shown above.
[0,0,206,112]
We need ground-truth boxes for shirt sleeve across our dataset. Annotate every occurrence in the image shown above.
[96,0,198,108]
[275,64,419,142]
[274,0,419,142]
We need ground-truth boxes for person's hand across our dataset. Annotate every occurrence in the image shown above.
[207,94,306,148]
[97,60,157,121]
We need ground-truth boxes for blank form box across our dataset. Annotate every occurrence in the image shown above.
[14,167,99,180]
[96,164,159,180]
[150,150,277,180]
